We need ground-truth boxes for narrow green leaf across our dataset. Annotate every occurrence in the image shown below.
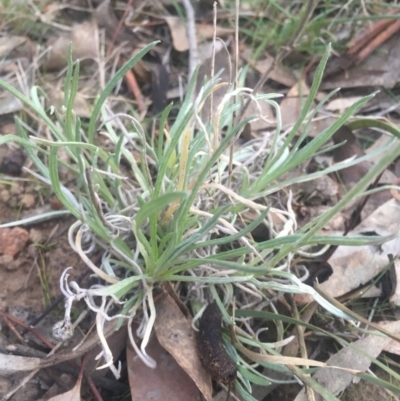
[87,41,159,143]
[93,275,147,298]
[235,381,258,401]
[135,192,187,227]
[48,148,81,219]
[237,366,271,386]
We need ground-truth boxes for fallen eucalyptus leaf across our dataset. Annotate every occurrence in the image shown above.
[127,328,201,401]
[319,199,400,298]
[293,321,400,401]
[154,293,212,401]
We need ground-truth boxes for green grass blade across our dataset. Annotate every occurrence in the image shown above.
[87,41,159,143]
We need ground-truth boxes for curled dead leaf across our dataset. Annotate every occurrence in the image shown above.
[293,321,400,401]
[280,79,310,129]
[47,369,82,401]
[0,36,26,58]
[319,199,400,298]
[0,227,29,256]
[43,21,98,71]
[325,96,364,112]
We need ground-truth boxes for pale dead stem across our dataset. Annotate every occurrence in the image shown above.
[53,268,128,378]
[55,260,158,372]
[138,286,157,367]
[74,226,118,284]
[290,296,316,401]
[181,0,198,82]
[213,88,274,146]
[127,312,157,368]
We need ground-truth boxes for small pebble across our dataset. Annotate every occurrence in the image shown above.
[0,189,10,203]
[10,184,22,195]
[0,255,14,269]
[0,149,26,176]
[27,244,38,259]
[7,197,17,208]
[29,228,43,244]
[0,227,29,256]
[6,258,24,271]
[21,193,35,209]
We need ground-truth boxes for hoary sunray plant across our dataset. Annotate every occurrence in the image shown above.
[2,41,400,400]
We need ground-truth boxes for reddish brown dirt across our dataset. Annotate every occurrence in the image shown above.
[0,200,83,313]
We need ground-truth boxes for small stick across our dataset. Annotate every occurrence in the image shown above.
[2,311,55,348]
[290,296,315,401]
[306,8,400,80]
[20,294,63,336]
[348,8,399,56]
[356,18,400,63]
[1,314,25,343]
[124,68,145,114]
